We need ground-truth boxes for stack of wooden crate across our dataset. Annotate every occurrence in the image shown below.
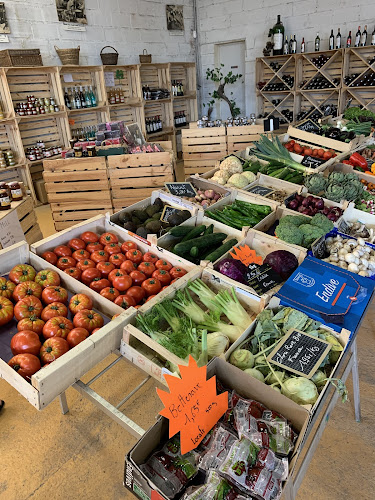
[181,126,227,176]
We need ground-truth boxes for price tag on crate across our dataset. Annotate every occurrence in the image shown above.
[157,356,228,454]
[337,218,350,235]
[165,182,197,198]
[301,156,326,169]
[246,263,284,295]
[0,210,25,249]
[267,328,332,378]
[296,118,321,134]
[284,191,298,206]
[311,235,327,259]
[247,185,274,197]
[160,205,180,222]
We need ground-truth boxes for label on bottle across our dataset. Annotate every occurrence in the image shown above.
[274,33,283,50]
[336,38,341,49]
[11,189,22,198]
[372,34,375,45]
[355,34,360,46]
[1,196,10,206]
[360,33,366,45]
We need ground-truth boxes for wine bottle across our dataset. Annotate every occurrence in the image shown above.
[79,87,86,108]
[85,87,92,108]
[292,34,297,54]
[272,15,284,55]
[360,25,367,46]
[90,86,97,107]
[355,26,361,47]
[346,31,352,48]
[336,28,341,49]
[301,38,305,53]
[329,29,334,50]
[64,90,71,110]
[74,88,81,110]
[315,33,320,51]
[283,35,289,54]
[372,26,375,45]
[289,34,293,54]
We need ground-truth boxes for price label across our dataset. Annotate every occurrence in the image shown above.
[165,182,197,198]
[104,71,115,88]
[157,356,228,454]
[312,235,327,258]
[247,185,274,197]
[246,263,284,294]
[160,205,180,223]
[337,218,350,235]
[63,73,74,83]
[301,156,326,169]
[296,118,321,134]
[284,191,297,206]
[0,210,25,249]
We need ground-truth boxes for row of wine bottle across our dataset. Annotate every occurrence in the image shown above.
[64,86,97,110]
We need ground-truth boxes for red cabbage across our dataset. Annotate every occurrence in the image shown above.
[263,250,298,280]
[215,258,248,284]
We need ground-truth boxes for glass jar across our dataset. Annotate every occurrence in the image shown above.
[8,182,23,201]
[0,189,11,210]
[73,146,83,158]
[86,145,97,157]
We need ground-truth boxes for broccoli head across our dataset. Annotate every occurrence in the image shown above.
[279,214,311,227]
[310,213,334,234]
[299,224,326,248]
[275,222,303,246]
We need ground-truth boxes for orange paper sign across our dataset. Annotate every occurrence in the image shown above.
[151,491,165,500]
[157,357,228,455]
[230,245,263,266]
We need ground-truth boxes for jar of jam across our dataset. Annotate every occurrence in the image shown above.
[87,145,97,157]
[0,182,10,196]
[8,182,23,201]
[0,189,11,210]
[73,146,83,158]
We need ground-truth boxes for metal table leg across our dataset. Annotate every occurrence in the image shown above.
[59,392,69,415]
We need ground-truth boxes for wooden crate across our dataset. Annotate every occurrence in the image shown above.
[0,68,15,119]
[0,164,37,203]
[68,107,108,139]
[143,100,174,140]
[0,196,42,249]
[43,157,112,231]
[343,46,375,91]
[0,118,25,164]
[172,97,198,130]
[107,147,174,211]
[182,127,227,175]
[170,62,197,98]
[340,87,375,115]
[108,103,144,127]
[256,54,296,91]
[140,63,171,91]
[295,89,340,122]
[227,122,265,153]
[0,241,129,410]
[286,124,362,153]
[296,50,343,92]
[18,114,69,155]
[104,64,142,106]
[58,66,106,107]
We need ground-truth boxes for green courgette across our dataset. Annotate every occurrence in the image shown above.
[169,225,195,237]
[203,239,238,262]
[181,224,206,242]
[174,233,227,254]
[190,246,199,258]
[203,224,214,235]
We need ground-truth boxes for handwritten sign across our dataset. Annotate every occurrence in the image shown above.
[157,356,228,454]
[267,329,332,378]
[312,235,327,258]
[337,218,350,235]
[301,156,326,169]
[104,71,115,88]
[63,23,86,32]
[296,119,321,134]
[160,205,180,223]
[165,182,197,198]
[246,263,284,294]
[247,185,274,197]
[0,209,25,249]
[63,73,74,83]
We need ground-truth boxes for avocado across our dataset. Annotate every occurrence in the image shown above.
[118,211,132,224]
[146,205,160,217]
[136,227,150,239]
[123,221,137,232]
[177,210,191,221]
[153,197,164,210]
[131,216,141,225]
[152,212,162,220]
[167,214,184,226]
[132,210,148,222]
[146,220,162,233]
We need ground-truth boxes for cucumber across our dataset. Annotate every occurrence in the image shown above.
[203,224,214,235]
[181,224,206,242]
[190,246,199,258]
[169,225,195,237]
[203,239,238,262]
[174,233,227,254]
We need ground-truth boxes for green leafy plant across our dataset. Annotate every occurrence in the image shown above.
[204,64,243,119]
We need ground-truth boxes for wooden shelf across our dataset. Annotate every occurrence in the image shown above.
[144,98,171,104]
[146,127,174,139]
[17,111,67,120]
[68,105,107,114]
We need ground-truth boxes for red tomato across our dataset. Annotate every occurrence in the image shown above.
[69,294,93,315]
[77,259,96,271]
[141,278,162,296]
[152,269,171,286]
[72,249,91,261]
[112,275,132,292]
[81,268,102,286]
[120,260,137,274]
[40,338,69,364]
[90,278,111,292]
[323,151,332,160]
[0,277,15,299]
[14,296,42,321]
[8,353,41,379]
[126,249,143,264]
[91,327,101,334]
[91,250,110,263]
[43,316,73,339]
[53,245,72,258]
[86,241,104,253]
[64,267,82,280]
[109,253,127,267]
[129,270,147,285]
[73,310,104,332]
[155,259,172,271]
[68,238,86,251]
[9,264,36,284]
[13,281,42,302]
[126,286,146,304]
[11,331,41,356]
[317,148,325,158]
[312,149,319,157]
[96,261,115,278]
[66,327,89,348]
[108,268,127,283]
[80,231,99,244]
[170,279,179,284]
[138,261,155,277]
[143,252,159,264]
[42,286,68,305]
[42,251,58,266]
[57,256,77,271]
[99,232,118,246]
[114,295,136,309]
[17,315,45,335]
[41,302,68,322]
[100,287,120,301]
[104,243,121,255]
[170,267,187,279]
[35,269,61,288]
[146,294,157,302]
[121,241,137,253]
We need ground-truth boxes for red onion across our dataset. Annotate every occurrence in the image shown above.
[302,198,311,207]
[315,198,324,210]
[288,199,300,210]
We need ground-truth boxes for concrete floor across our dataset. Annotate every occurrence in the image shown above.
[1,205,374,500]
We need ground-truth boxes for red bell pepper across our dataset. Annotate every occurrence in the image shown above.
[349,152,369,170]
[342,160,353,165]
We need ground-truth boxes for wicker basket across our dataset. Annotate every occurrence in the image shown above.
[55,46,80,66]
[139,49,152,63]
[0,49,42,67]
[100,46,118,65]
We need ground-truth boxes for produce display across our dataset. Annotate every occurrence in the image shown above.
[210,156,256,188]
[339,220,375,243]
[304,172,364,203]
[177,187,224,208]
[342,152,372,173]
[343,107,375,125]
[274,213,334,248]
[284,140,337,160]
[361,145,375,161]
[206,200,273,230]
[40,232,188,309]
[243,159,305,184]
[141,387,298,500]
[285,193,343,221]
[229,306,345,405]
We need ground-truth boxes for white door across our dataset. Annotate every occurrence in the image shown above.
[214,41,246,120]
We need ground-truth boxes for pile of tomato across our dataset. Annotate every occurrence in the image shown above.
[40,231,188,309]
[0,263,105,382]
[284,140,337,160]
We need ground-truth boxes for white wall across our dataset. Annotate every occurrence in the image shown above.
[197,0,375,118]
[3,0,195,65]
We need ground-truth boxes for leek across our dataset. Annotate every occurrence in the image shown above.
[253,135,306,172]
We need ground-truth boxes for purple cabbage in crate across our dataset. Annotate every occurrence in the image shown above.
[263,250,299,280]
[215,258,248,284]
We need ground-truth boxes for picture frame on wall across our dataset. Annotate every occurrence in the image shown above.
[55,0,87,25]
[0,2,10,34]
[166,5,184,31]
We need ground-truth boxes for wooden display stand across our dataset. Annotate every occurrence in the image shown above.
[0,196,42,249]
[181,126,227,175]
[226,122,265,153]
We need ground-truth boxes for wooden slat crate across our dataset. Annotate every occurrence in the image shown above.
[0,119,25,164]
[182,126,227,176]
[68,107,108,138]
[173,97,198,129]
[296,50,343,92]
[295,89,340,122]
[43,157,112,231]
[140,63,171,90]
[108,103,144,127]
[58,66,106,107]
[144,100,174,139]
[286,124,363,152]
[0,164,37,203]
[170,62,197,99]
[18,114,69,154]
[0,196,42,249]
[227,123,265,153]
[104,64,142,105]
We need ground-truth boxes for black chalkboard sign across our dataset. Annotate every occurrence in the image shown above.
[245,263,284,295]
[165,182,197,198]
[267,329,332,378]
[284,192,297,206]
[160,205,180,222]
[311,235,327,258]
[247,185,274,197]
[337,218,350,235]
[301,156,326,169]
[296,119,321,134]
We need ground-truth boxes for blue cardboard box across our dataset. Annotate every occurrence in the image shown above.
[276,256,375,335]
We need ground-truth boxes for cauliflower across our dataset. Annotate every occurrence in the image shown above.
[310,213,334,234]
[275,222,304,246]
[299,224,325,248]
[211,170,230,185]
[220,155,243,175]
[226,173,249,189]
[241,171,256,183]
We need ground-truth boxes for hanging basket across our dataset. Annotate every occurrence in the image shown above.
[139,49,152,63]
[55,46,80,66]
[100,46,119,65]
